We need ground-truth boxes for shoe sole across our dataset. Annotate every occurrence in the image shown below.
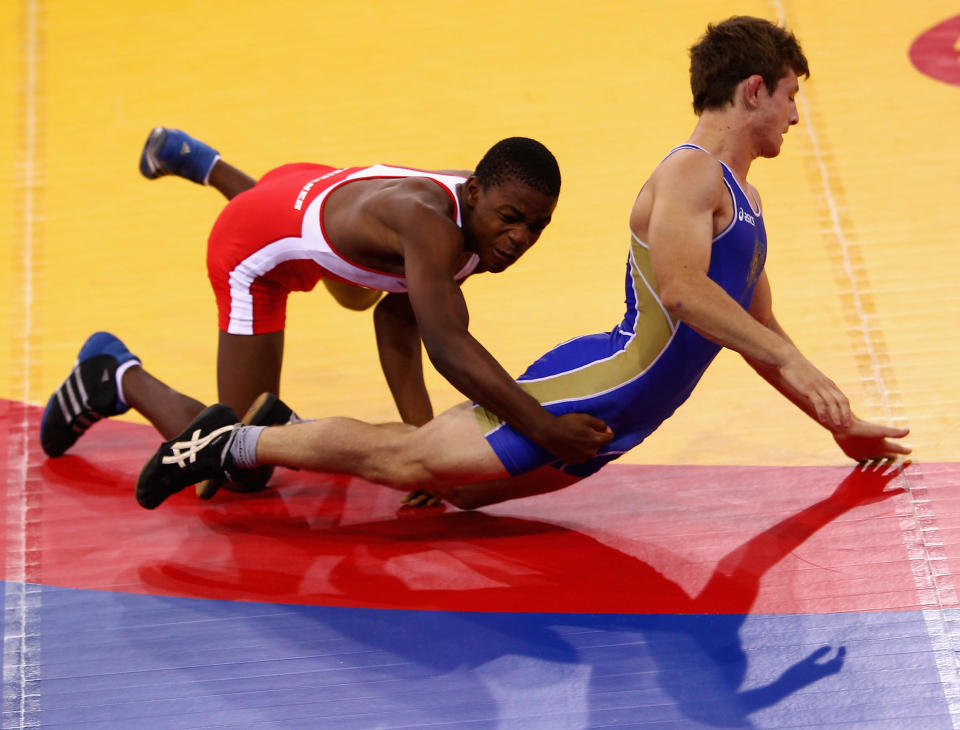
[139,127,167,179]
[195,393,290,499]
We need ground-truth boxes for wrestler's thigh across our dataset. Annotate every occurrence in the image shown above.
[408,402,511,487]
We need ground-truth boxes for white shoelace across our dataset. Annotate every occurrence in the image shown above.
[162,424,238,469]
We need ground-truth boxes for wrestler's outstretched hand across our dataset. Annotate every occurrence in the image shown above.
[832,416,911,462]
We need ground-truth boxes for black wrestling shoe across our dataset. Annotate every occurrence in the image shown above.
[195,392,296,499]
[136,404,242,510]
[40,332,140,457]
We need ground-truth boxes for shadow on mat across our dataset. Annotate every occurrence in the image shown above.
[134,463,904,726]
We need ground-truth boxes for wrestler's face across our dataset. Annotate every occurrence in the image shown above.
[462,178,556,273]
[754,69,800,158]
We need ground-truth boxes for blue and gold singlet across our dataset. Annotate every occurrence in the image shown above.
[475,144,768,476]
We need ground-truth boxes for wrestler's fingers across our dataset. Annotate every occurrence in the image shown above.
[857,457,895,473]
[880,424,910,438]
[884,440,912,456]
[403,490,441,507]
[808,392,829,427]
[825,387,851,429]
[582,414,612,434]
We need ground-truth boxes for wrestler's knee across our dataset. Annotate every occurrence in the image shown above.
[322,280,383,311]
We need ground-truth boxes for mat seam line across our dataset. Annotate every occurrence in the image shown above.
[771,1,960,723]
[3,0,42,727]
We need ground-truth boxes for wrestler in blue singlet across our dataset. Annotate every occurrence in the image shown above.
[474,144,768,476]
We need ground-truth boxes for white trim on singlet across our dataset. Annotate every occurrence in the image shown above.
[666,143,761,215]
[227,236,316,334]
[226,165,479,334]
[649,144,761,246]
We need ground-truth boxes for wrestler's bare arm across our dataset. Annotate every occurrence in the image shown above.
[382,193,611,464]
[640,150,852,430]
[373,293,433,426]
[743,271,910,460]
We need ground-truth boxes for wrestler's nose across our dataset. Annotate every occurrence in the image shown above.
[508,228,530,250]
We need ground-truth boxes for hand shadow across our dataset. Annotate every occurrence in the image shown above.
[137,461,908,726]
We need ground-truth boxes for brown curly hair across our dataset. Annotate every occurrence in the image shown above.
[689,16,809,115]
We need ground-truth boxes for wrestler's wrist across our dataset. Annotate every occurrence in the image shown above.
[525,411,565,448]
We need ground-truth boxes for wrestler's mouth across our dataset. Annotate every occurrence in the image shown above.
[491,249,514,267]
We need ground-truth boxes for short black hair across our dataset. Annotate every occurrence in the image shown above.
[689,16,809,115]
[474,137,561,198]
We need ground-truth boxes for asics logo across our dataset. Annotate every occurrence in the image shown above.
[738,208,756,226]
[162,425,237,469]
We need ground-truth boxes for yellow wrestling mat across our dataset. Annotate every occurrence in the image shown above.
[3,0,958,468]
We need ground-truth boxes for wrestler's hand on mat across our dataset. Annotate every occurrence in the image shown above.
[538,413,613,464]
[832,416,911,462]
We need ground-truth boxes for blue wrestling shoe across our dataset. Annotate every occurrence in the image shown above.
[137,404,245,510]
[138,127,220,184]
[40,332,141,457]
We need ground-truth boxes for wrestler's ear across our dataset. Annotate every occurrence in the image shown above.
[463,176,483,207]
[742,74,766,108]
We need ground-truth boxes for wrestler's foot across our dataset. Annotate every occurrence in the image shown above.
[40,332,141,457]
[139,127,220,184]
[136,404,244,510]
[196,392,297,500]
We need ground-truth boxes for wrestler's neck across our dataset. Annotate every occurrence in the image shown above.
[686,108,762,185]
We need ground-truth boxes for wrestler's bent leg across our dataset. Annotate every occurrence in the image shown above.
[217,330,284,417]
